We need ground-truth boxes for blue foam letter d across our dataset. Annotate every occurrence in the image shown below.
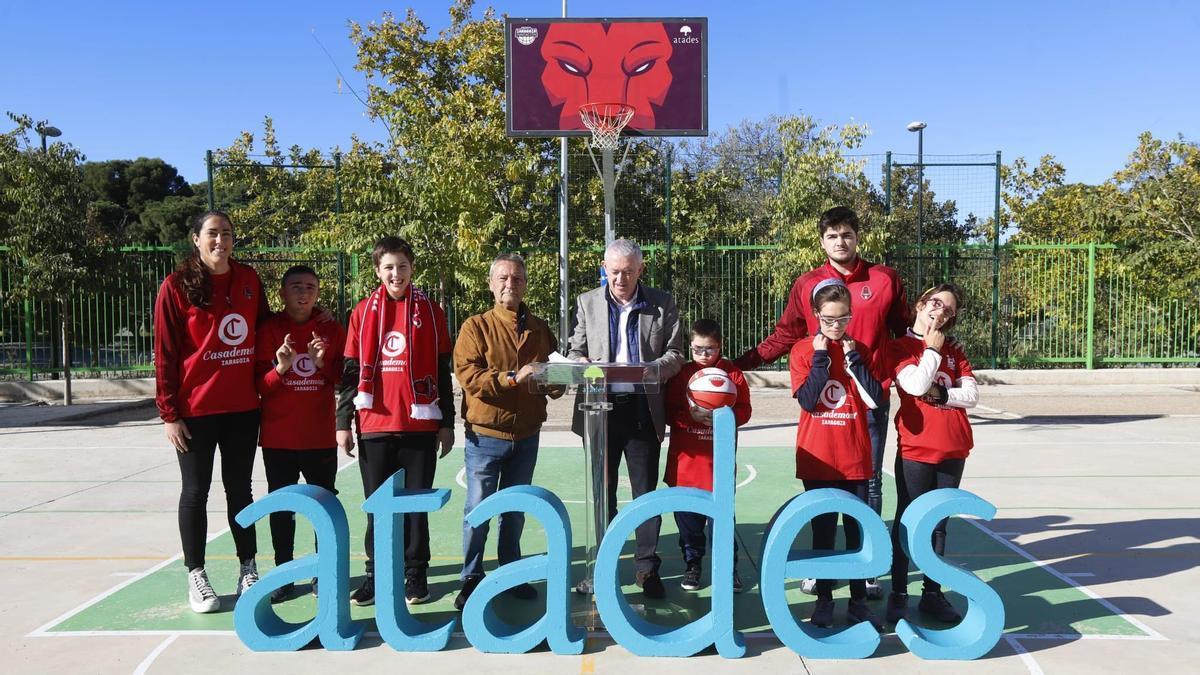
[593,406,745,658]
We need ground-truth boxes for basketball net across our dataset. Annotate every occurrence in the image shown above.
[578,102,635,151]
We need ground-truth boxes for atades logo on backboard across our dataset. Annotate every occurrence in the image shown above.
[674,24,700,44]
[233,408,1004,661]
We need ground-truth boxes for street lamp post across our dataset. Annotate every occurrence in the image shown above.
[35,122,62,153]
[907,121,927,291]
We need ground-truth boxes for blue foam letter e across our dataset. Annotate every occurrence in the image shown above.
[760,488,891,659]
[593,406,745,658]
[460,485,584,654]
[362,469,456,651]
[895,488,1004,660]
[234,484,364,651]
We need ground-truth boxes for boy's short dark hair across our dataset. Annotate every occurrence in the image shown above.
[818,206,860,236]
[690,318,722,342]
[372,236,415,267]
[281,264,319,287]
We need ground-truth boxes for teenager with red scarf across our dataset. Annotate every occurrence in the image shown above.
[154,211,270,614]
[336,236,455,607]
[885,283,978,626]
[736,206,909,599]
[789,278,885,632]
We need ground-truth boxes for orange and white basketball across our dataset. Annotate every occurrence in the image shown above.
[687,367,738,410]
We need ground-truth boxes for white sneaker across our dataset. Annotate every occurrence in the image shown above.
[865,578,884,600]
[800,578,818,595]
[188,567,220,613]
[237,559,259,597]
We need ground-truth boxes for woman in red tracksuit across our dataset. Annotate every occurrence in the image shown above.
[663,318,752,593]
[154,211,269,614]
[789,278,884,632]
[885,283,978,626]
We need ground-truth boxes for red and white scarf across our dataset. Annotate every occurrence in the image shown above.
[353,284,442,419]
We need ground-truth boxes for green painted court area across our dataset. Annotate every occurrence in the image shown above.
[48,445,1147,639]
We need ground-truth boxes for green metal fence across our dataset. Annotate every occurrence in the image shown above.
[1,243,1195,380]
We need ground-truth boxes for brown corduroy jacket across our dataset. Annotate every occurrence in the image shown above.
[454,303,560,441]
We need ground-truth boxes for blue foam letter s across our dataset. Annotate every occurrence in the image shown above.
[895,488,1005,660]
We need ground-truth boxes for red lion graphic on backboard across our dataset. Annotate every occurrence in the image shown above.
[539,22,673,131]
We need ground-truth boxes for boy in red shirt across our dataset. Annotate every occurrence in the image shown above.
[789,278,884,632]
[885,283,978,626]
[663,319,752,593]
[336,236,455,607]
[255,265,346,602]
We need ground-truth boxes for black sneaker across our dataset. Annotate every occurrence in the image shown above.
[919,590,962,623]
[508,582,538,600]
[847,598,884,632]
[269,583,294,604]
[454,575,483,611]
[574,578,594,595]
[681,561,702,592]
[886,592,909,624]
[732,570,745,594]
[405,573,430,605]
[810,598,835,627]
[637,572,666,600]
[351,576,375,607]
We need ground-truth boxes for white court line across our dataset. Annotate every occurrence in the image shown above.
[132,634,178,675]
[1005,635,1045,675]
[28,459,363,638]
[993,531,1021,536]
[973,404,1022,419]
[736,464,758,489]
[1065,572,1096,578]
[883,467,1168,642]
[963,517,1167,641]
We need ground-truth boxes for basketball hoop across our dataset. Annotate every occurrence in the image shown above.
[578,102,635,151]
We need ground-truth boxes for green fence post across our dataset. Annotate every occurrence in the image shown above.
[991,151,1002,369]
[336,251,347,322]
[24,294,34,380]
[206,150,215,211]
[1086,242,1097,369]
[334,151,342,221]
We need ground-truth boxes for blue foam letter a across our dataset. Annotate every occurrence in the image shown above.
[593,406,745,658]
[460,485,584,654]
[895,488,1005,660]
[234,484,364,651]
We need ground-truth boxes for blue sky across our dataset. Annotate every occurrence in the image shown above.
[3,1,1197,188]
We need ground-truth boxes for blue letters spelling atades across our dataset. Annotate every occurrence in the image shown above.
[234,407,1004,659]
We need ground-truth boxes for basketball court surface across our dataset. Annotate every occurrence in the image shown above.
[3,382,1197,673]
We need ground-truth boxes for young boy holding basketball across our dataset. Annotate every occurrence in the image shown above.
[663,318,752,592]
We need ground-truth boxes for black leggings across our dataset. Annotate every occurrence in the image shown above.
[177,410,259,571]
[802,479,869,601]
[358,433,437,577]
[890,455,965,594]
[263,447,338,566]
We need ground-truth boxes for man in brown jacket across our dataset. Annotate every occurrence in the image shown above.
[452,252,563,610]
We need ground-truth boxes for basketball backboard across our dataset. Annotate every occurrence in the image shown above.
[505,17,708,138]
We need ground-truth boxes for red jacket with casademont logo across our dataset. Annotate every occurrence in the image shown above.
[255,312,346,450]
[154,261,270,422]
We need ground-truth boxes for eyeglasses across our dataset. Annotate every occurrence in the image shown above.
[690,346,718,355]
[924,297,956,317]
[818,314,852,327]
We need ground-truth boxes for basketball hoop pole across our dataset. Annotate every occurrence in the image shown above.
[602,147,616,246]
